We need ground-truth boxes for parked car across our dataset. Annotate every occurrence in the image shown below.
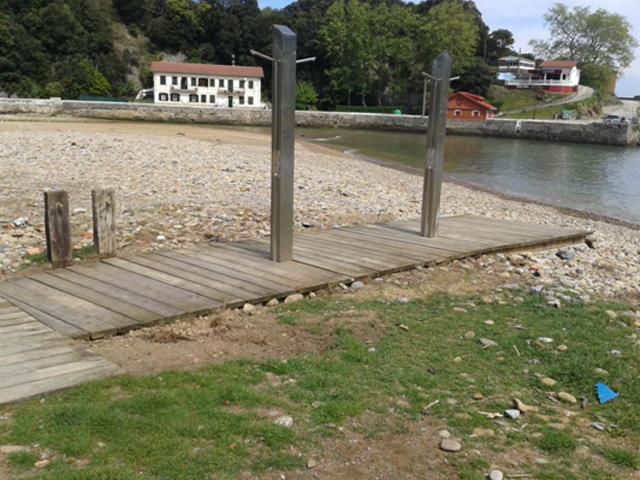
[603,114,628,125]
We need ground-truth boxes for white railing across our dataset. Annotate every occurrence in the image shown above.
[505,78,577,87]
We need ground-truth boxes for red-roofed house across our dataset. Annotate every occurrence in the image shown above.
[150,61,264,108]
[447,92,497,121]
[504,60,580,94]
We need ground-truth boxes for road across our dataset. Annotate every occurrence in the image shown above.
[603,99,639,119]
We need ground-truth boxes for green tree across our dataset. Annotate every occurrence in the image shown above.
[485,28,515,63]
[296,80,318,107]
[580,63,616,95]
[456,58,493,97]
[416,1,480,74]
[530,3,638,73]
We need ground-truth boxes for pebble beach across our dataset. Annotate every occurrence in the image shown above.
[0,119,638,303]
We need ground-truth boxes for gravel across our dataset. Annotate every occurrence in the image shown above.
[0,127,639,303]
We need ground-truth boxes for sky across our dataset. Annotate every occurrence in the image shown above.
[258,0,640,97]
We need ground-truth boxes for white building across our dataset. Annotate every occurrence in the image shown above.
[496,56,536,81]
[150,61,264,108]
[504,60,581,94]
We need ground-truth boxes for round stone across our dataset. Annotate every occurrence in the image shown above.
[488,469,504,480]
[439,438,462,452]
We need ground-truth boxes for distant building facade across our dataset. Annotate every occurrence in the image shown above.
[448,92,497,121]
[150,61,264,108]
[497,56,536,82]
[502,60,580,94]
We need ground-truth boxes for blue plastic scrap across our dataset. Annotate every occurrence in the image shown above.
[595,383,618,404]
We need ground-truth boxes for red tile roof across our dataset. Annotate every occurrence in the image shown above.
[541,60,577,69]
[449,92,497,111]
[150,61,264,78]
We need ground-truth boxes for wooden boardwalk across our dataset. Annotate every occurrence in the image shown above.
[0,215,588,342]
[0,299,122,404]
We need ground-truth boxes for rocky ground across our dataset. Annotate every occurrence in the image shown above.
[0,119,638,304]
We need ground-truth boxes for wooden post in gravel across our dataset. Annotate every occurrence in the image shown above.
[44,190,72,267]
[92,188,116,256]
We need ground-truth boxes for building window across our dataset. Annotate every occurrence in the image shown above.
[210,78,216,87]
[190,77,196,86]
[200,94,206,103]
[248,80,254,89]
[159,93,168,101]
[228,79,234,92]
[248,96,254,105]
[454,109,462,117]
[189,94,198,103]
[172,76,178,85]
[239,96,245,105]
[160,75,166,85]
[472,110,481,117]
[198,78,207,87]
[240,79,245,89]
[170,93,180,102]
[209,95,216,103]
[219,79,225,88]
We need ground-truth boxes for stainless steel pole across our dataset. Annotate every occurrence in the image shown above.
[420,52,452,237]
[422,77,427,117]
[271,25,296,262]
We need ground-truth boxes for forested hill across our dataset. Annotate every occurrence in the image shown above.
[0,0,516,108]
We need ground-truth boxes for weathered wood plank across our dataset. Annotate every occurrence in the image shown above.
[44,190,72,267]
[67,263,217,313]
[92,188,117,256]
[32,273,158,325]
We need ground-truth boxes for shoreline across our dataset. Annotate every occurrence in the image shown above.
[335,145,640,232]
[2,114,638,230]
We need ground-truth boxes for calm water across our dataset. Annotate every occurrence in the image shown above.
[298,128,640,224]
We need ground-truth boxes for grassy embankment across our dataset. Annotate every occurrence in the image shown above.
[1,292,638,479]
[488,85,602,120]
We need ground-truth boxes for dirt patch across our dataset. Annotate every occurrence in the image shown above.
[246,415,458,480]
[90,298,386,376]
[89,261,510,376]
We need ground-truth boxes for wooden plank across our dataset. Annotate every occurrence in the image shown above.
[0,278,131,338]
[158,251,295,292]
[0,295,88,339]
[44,190,72,267]
[92,188,117,256]
[67,263,217,313]
[0,361,120,404]
[106,256,247,304]
[32,273,159,325]
[184,247,319,288]
[0,357,115,390]
[1,343,86,366]
[204,243,344,287]
[0,351,95,377]
[0,336,80,359]
[297,231,425,264]
[48,269,177,320]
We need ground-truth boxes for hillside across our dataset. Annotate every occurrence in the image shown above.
[0,0,516,108]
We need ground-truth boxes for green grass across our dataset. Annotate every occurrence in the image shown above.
[24,245,98,267]
[601,447,640,469]
[488,85,549,112]
[1,293,638,479]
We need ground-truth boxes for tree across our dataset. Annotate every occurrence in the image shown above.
[580,63,616,95]
[296,80,318,107]
[530,3,638,73]
[416,1,479,74]
[485,29,515,63]
[456,58,493,97]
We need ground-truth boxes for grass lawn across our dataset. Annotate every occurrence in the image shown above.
[1,292,638,479]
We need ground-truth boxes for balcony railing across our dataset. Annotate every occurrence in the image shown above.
[505,78,577,87]
[217,88,246,95]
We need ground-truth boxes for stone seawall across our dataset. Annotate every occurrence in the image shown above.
[1,98,636,146]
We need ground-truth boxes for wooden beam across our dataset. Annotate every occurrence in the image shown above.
[44,190,72,268]
[92,188,116,256]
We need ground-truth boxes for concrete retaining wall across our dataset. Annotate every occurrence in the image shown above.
[1,98,636,146]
